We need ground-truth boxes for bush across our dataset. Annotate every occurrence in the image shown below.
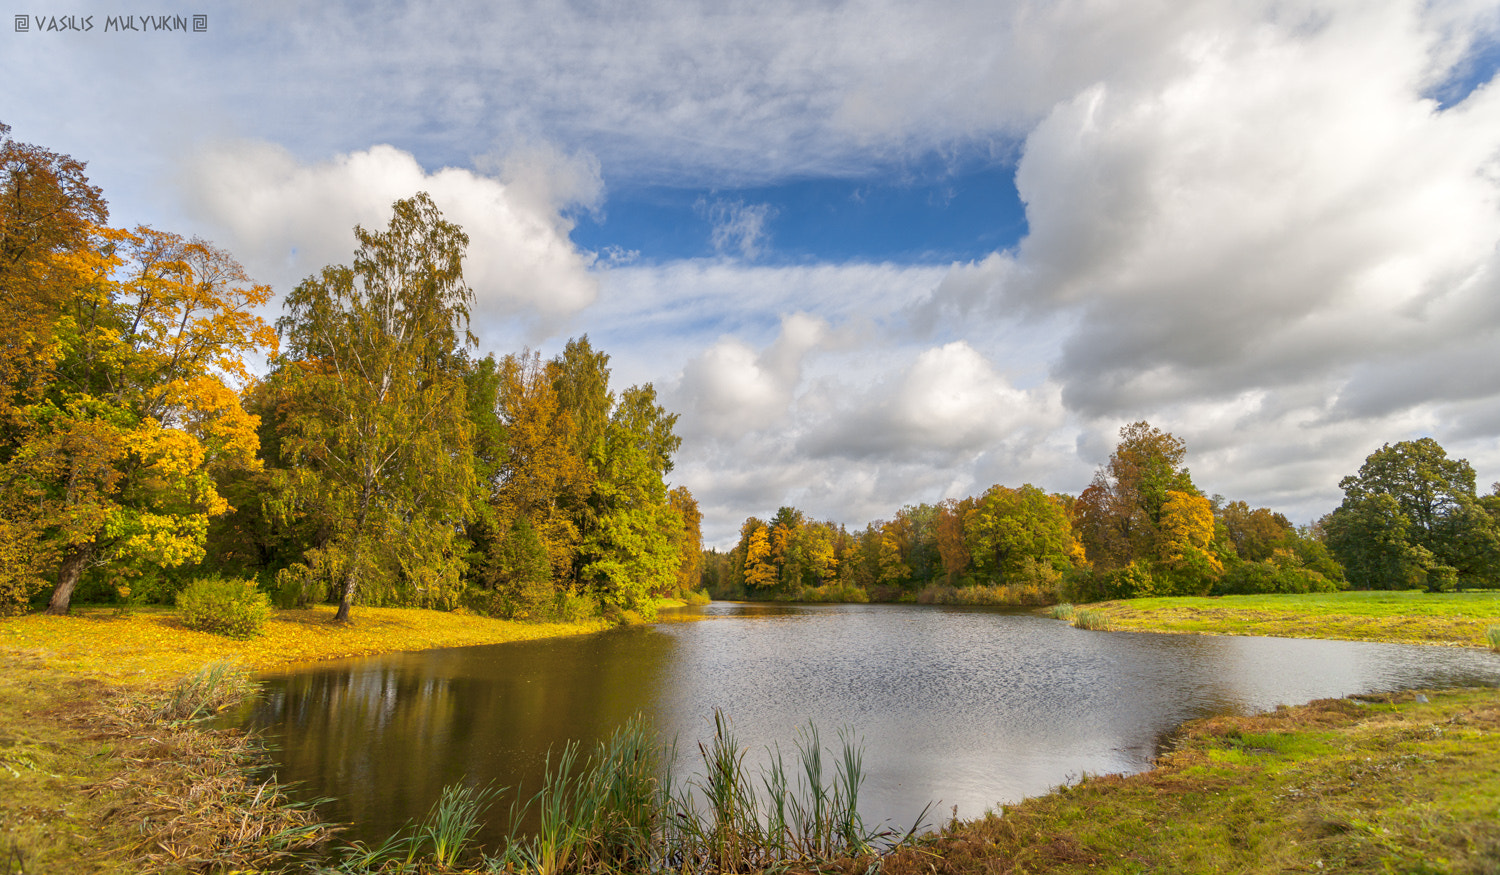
[1213,558,1341,596]
[176,576,272,638]
[682,588,712,606]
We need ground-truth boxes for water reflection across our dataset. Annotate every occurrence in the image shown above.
[231,602,1500,849]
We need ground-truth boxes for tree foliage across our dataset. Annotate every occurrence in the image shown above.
[271,192,477,621]
[1327,439,1499,591]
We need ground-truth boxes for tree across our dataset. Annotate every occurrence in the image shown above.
[1327,439,1499,590]
[1074,421,1197,569]
[1218,501,1293,562]
[964,485,1076,584]
[667,485,703,593]
[9,225,274,615]
[576,383,682,614]
[935,498,973,584]
[484,350,589,583]
[1154,490,1222,595]
[272,193,477,621]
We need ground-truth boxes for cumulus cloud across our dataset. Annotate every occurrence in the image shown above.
[672,313,826,439]
[178,139,602,338]
[801,342,1053,461]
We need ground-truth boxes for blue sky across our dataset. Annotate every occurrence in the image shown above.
[5,0,1500,546]
[572,161,1029,265]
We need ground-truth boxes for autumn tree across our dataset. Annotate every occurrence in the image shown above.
[1074,422,1198,570]
[271,193,477,621]
[935,498,974,584]
[6,224,275,614]
[740,518,777,590]
[484,350,589,584]
[1217,501,1293,562]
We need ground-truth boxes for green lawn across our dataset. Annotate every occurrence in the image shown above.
[1085,590,1500,646]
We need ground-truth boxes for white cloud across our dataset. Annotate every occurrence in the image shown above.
[179,139,602,340]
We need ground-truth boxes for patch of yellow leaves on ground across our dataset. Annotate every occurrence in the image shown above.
[0,607,608,685]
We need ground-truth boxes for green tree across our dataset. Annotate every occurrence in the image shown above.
[576,383,683,615]
[1326,439,1499,590]
[271,193,477,621]
[964,485,1076,584]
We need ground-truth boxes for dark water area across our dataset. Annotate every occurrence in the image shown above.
[227,602,1500,849]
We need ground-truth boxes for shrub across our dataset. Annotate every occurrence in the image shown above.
[682,588,712,606]
[176,576,272,638]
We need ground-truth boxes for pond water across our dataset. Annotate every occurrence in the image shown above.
[229,602,1500,848]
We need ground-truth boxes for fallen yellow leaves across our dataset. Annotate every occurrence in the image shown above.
[0,606,609,685]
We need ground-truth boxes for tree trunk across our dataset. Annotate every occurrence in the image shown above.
[334,537,363,623]
[46,541,94,616]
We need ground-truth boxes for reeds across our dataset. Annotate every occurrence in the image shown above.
[1048,603,1076,621]
[152,658,254,722]
[331,711,929,874]
[1071,609,1112,631]
[1487,625,1500,652]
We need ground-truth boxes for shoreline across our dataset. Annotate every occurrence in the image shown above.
[3,599,1497,872]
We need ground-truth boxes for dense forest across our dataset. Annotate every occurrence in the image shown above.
[0,124,701,623]
[703,421,1500,604]
[4,123,1498,624]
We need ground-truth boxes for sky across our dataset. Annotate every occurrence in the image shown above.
[5,0,1500,547]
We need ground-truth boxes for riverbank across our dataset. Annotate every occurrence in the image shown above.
[0,605,613,873]
[887,686,1500,874]
[1068,590,1500,647]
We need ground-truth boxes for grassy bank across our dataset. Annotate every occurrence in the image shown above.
[887,687,1500,874]
[1071,590,1500,647]
[0,605,609,873]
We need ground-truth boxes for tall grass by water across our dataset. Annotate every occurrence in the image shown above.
[323,711,928,874]
[1489,625,1500,651]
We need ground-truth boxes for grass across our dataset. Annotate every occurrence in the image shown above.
[1489,625,1500,652]
[1071,609,1111,631]
[880,688,1500,874]
[1078,590,1500,647]
[0,604,611,873]
[1047,603,1075,621]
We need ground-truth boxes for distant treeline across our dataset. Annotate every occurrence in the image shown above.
[705,423,1500,604]
[0,125,700,622]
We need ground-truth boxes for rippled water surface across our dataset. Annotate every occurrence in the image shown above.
[231,602,1500,847]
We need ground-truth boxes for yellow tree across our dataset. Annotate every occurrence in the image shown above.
[742,520,778,590]
[668,485,703,593]
[1156,490,1222,594]
[9,226,274,613]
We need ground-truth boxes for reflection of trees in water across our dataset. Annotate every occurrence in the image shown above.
[249,628,679,846]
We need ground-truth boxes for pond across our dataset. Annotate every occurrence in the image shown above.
[228,602,1500,848]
